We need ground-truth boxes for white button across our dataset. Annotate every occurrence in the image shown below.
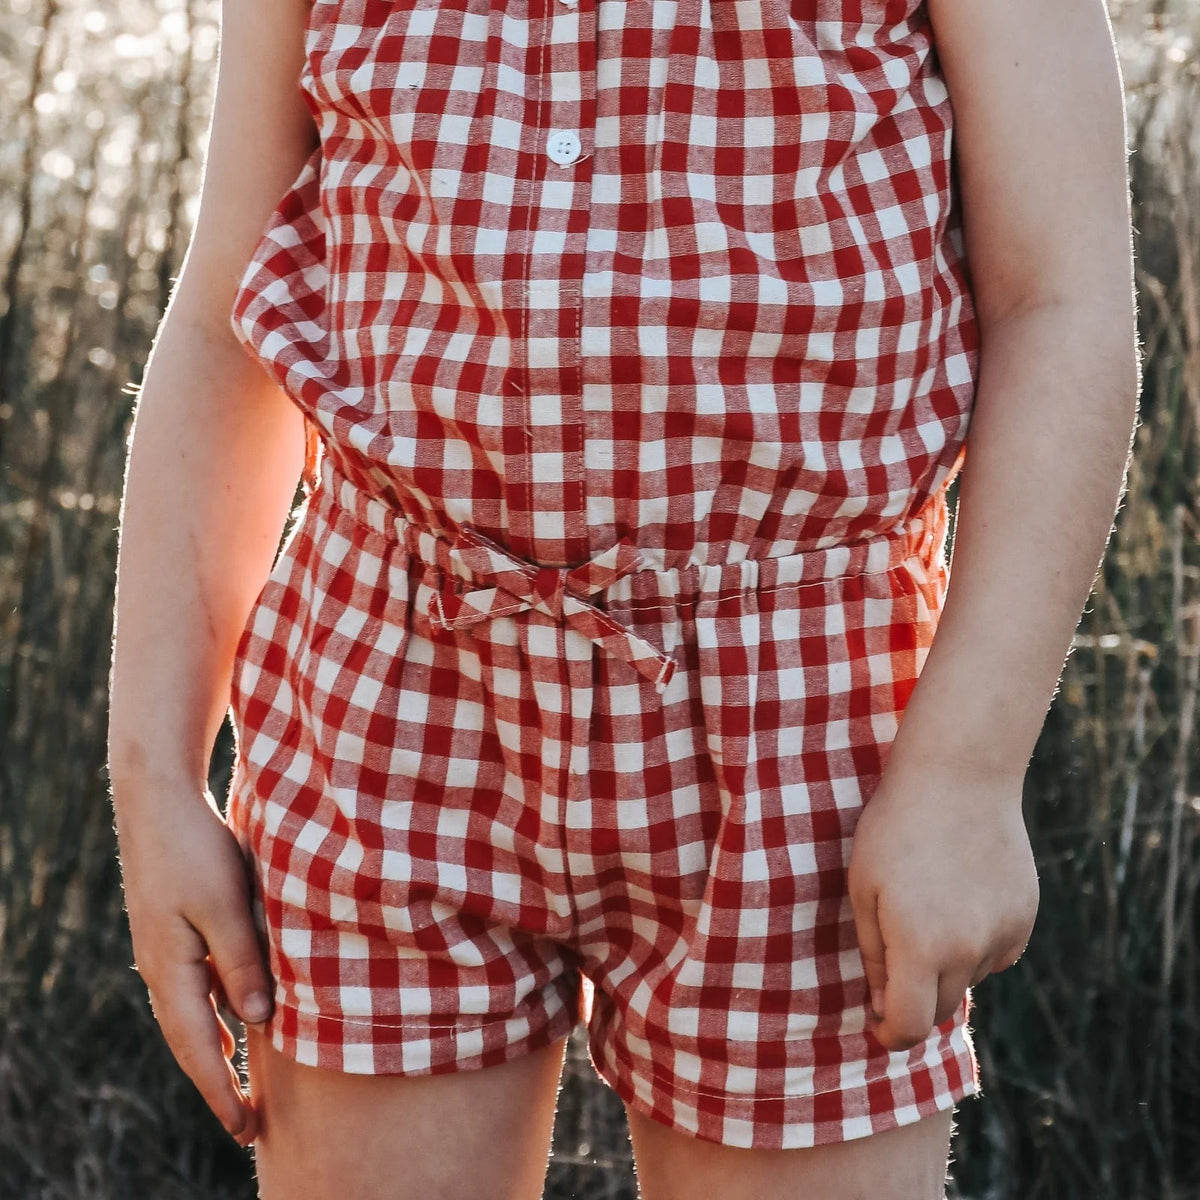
[546,129,582,166]
[559,0,579,6]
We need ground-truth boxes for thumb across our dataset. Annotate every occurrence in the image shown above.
[204,900,274,1026]
[851,885,888,1022]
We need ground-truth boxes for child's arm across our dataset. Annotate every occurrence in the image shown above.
[848,0,1139,1051]
[106,0,317,1145]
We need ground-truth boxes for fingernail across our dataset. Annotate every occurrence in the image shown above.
[242,992,271,1023]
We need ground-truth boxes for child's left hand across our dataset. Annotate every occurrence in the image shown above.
[846,755,1040,1052]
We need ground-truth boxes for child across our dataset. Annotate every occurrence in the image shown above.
[107,0,1139,1194]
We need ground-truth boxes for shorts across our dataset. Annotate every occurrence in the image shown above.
[224,451,980,1151]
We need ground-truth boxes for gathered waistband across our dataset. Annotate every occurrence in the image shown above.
[309,452,950,696]
[313,452,949,602]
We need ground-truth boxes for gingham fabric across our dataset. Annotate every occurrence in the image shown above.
[225,457,977,1149]
[229,0,978,563]
[224,0,982,1151]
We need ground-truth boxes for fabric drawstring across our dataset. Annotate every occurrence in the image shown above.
[427,524,678,695]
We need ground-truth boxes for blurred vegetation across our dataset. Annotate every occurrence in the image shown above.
[0,0,1197,1196]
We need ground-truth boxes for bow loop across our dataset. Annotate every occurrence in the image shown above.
[533,567,567,619]
[427,527,676,694]
[563,537,645,595]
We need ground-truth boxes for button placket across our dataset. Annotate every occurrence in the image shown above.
[545,0,581,170]
[515,0,593,564]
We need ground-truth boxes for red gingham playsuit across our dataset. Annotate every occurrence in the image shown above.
[224,0,982,1151]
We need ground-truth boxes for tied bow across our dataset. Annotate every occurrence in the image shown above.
[427,526,677,695]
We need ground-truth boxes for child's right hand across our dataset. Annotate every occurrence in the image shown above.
[111,779,273,1148]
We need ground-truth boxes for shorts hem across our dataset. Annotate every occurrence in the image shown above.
[588,1027,982,1151]
[248,985,584,1077]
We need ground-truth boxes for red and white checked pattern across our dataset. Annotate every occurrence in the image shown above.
[224,0,982,1150]
[225,454,979,1150]
[229,0,979,570]
[430,524,678,692]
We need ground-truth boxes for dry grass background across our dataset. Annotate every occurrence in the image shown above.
[0,0,1197,1196]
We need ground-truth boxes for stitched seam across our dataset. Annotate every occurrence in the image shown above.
[606,1036,975,1103]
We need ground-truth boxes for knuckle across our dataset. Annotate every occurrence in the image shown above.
[131,951,165,990]
[192,889,241,929]
[944,927,987,962]
[954,942,987,969]
[132,962,156,992]
[882,1027,922,1052]
[158,1016,206,1067]
[922,926,984,967]
[934,1000,961,1026]
[999,931,1030,962]
[218,958,266,993]
[174,1040,222,1093]
[997,947,1026,972]
[171,1038,203,1077]
[909,934,950,966]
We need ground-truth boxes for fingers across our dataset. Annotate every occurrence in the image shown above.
[965,940,1027,988]
[148,955,260,1147]
[937,940,1030,1031]
[206,903,274,1028]
[871,950,938,1052]
[207,960,240,1062]
[851,888,889,1022]
[119,797,271,1150]
[207,956,232,1014]
[872,938,1030,1051]
[933,966,974,1027]
[850,882,945,1050]
[852,888,1028,1050]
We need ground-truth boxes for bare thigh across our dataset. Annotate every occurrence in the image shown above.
[243,1025,569,1200]
[627,1105,958,1200]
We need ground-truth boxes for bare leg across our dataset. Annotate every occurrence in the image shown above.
[243,1024,569,1200]
[627,1104,958,1200]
